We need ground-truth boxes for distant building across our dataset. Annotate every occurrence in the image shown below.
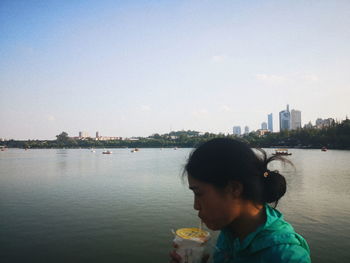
[96,136,122,141]
[323,118,335,127]
[261,122,268,130]
[79,131,89,138]
[291,109,302,130]
[75,131,121,140]
[244,126,249,135]
[256,129,270,137]
[279,104,291,131]
[268,113,273,132]
[304,121,313,129]
[315,118,323,127]
[127,137,140,141]
[233,126,241,136]
[88,131,122,140]
[315,118,334,129]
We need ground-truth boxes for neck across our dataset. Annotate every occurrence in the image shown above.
[228,202,266,242]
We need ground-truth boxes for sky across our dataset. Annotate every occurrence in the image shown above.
[1,0,349,140]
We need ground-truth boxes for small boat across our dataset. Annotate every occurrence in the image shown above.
[272,149,292,156]
[102,150,112,154]
[321,147,327,152]
[131,148,139,153]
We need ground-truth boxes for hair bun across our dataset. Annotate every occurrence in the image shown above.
[263,170,286,204]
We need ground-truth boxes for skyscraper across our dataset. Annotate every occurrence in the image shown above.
[279,104,290,131]
[268,113,273,132]
[244,126,249,135]
[261,122,268,130]
[79,131,89,138]
[291,110,302,130]
[233,126,241,136]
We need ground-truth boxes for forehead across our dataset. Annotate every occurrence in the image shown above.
[188,176,213,191]
[187,176,232,197]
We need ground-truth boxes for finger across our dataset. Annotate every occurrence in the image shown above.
[169,251,182,261]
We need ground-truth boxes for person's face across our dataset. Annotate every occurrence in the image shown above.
[188,176,242,231]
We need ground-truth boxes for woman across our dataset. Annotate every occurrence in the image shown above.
[170,138,310,263]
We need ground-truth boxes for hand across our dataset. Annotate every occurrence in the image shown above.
[169,243,210,263]
[169,250,181,263]
[169,243,181,263]
[169,252,209,263]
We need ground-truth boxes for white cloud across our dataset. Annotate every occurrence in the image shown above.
[140,105,151,112]
[192,109,208,117]
[302,74,319,82]
[219,105,232,112]
[47,115,55,121]
[256,73,319,84]
[256,74,286,83]
[212,55,226,63]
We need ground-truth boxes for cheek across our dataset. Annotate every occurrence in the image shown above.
[201,199,234,230]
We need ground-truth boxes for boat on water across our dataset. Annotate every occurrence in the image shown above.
[131,148,139,153]
[272,149,292,156]
[0,146,7,151]
[102,150,112,154]
[321,147,327,152]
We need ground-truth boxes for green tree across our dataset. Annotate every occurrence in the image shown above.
[56,132,77,147]
[56,132,69,143]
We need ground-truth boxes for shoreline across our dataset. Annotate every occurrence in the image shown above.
[2,146,350,150]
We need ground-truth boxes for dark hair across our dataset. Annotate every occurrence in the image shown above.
[184,138,292,207]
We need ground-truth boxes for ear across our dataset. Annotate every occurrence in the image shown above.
[227,181,243,198]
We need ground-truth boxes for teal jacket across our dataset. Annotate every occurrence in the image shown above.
[213,205,311,263]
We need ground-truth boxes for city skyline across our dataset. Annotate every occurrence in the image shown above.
[0,111,343,141]
[1,1,349,140]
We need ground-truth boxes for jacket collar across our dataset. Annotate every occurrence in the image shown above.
[221,204,283,252]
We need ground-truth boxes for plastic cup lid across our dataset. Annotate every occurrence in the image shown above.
[175,228,210,242]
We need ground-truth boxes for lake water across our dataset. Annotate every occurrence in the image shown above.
[1,148,349,262]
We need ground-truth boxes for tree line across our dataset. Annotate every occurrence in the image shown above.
[1,119,350,149]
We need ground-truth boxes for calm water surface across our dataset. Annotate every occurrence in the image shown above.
[1,148,350,262]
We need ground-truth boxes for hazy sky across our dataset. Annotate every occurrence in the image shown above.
[1,0,349,140]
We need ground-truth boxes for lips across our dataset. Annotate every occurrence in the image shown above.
[198,215,205,222]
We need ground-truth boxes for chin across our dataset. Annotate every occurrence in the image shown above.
[204,222,220,231]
